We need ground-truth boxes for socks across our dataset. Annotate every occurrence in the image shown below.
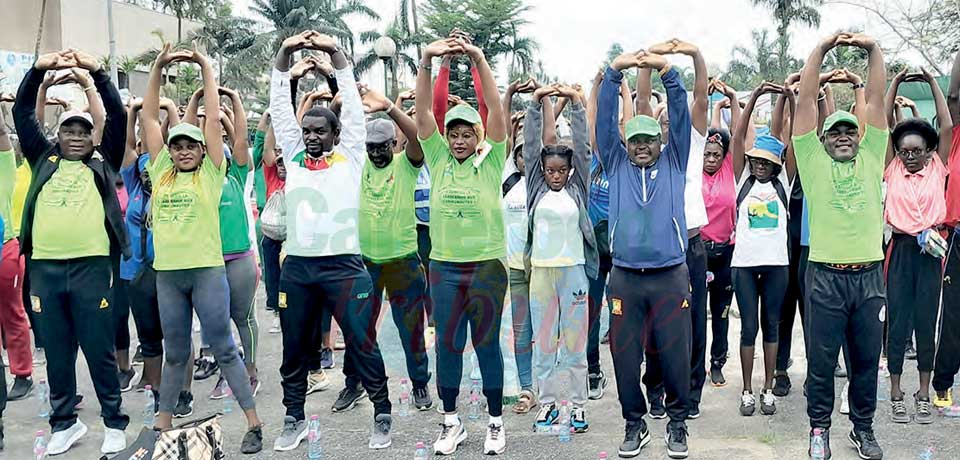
[489,415,503,426]
[444,413,460,426]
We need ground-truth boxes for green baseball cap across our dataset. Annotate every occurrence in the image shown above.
[823,110,859,133]
[624,115,662,141]
[167,122,206,145]
[444,104,482,127]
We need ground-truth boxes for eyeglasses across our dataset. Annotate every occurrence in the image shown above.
[896,148,926,159]
[748,157,775,167]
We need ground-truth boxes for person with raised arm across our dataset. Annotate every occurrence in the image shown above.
[414,36,509,456]
[13,48,130,456]
[792,32,888,460]
[599,48,692,459]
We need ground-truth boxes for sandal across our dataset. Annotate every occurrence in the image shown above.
[512,390,538,414]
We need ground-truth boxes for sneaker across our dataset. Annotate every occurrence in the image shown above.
[73,393,84,410]
[174,391,194,418]
[534,402,559,430]
[193,357,218,381]
[834,364,847,378]
[269,313,281,334]
[425,326,436,350]
[571,406,589,433]
[332,385,366,413]
[740,390,756,416]
[368,414,392,449]
[335,331,346,350]
[118,368,137,393]
[7,376,34,401]
[933,388,953,409]
[687,406,700,420]
[890,397,909,423]
[210,375,229,400]
[151,388,160,414]
[665,422,689,459]
[601,331,610,344]
[307,370,331,394]
[241,425,263,454]
[914,392,933,425]
[484,423,506,455]
[588,371,608,400]
[773,373,791,397]
[133,346,143,364]
[47,420,87,455]
[433,420,467,455]
[648,394,667,419]
[413,386,434,410]
[273,416,307,451]
[618,419,650,458]
[760,389,777,415]
[320,348,335,369]
[847,428,883,460]
[809,428,832,460]
[905,343,917,360]
[100,427,126,455]
[840,382,850,415]
[709,366,726,387]
[33,348,46,365]
[250,377,262,397]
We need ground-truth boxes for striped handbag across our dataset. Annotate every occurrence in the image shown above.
[152,414,224,460]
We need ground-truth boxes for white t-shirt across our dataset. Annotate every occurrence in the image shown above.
[532,189,584,267]
[503,176,528,270]
[731,169,790,267]
[685,128,709,230]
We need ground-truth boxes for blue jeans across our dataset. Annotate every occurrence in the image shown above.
[509,268,533,391]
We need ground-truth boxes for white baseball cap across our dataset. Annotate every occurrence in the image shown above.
[57,110,94,130]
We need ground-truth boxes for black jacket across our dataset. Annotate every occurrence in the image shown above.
[13,66,130,260]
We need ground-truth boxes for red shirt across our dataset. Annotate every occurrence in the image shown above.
[945,125,960,227]
[264,163,284,199]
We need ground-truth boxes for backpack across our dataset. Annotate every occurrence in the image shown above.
[736,175,788,218]
[260,189,286,241]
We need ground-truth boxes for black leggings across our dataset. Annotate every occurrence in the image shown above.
[127,276,164,359]
[886,233,941,375]
[113,277,131,351]
[705,242,734,369]
[733,265,789,346]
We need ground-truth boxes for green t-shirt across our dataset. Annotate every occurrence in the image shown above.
[219,161,251,255]
[32,159,110,259]
[0,150,15,243]
[359,153,420,262]
[793,125,887,264]
[420,130,506,262]
[253,130,267,210]
[148,147,227,270]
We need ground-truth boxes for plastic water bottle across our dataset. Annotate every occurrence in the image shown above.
[920,447,935,460]
[559,426,573,443]
[470,353,482,382]
[399,378,411,417]
[143,385,156,427]
[599,452,608,459]
[33,431,47,459]
[706,271,715,283]
[222,387,233,414]
[810,428,826,460]
[468,393,482,421]
[36,379,51,418]
[414,441,428,460]
[556,401,571,439]
[307,415,322,459]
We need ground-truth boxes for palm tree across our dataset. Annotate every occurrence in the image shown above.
[156,0,219,43]
[504,27,537,78]
[251,0,380,54]
[752,0,822,77]
[187,13,260,83]
[355,0,430,83]
[724,29,780,89]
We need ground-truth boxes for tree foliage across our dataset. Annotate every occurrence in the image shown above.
[251,0,380,53]
[356,0,432,93]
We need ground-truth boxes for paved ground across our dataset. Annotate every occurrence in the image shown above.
[2,285,957,459]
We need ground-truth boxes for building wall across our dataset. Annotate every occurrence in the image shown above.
[0,0,64,55]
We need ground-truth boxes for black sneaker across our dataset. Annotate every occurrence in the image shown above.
[809,428,831,459]
[834,364,846,378]
[648,394,667,419]
[687,406,700,420]
[665,422,689,459]
[905,343,917,360]
[193,357,218,381]
[332,385,367,413]
[240,425,263,454]
[118,368,137,393]
[601,331,610,344]
[133,345,143,365]
[413,386,433,410]
[773,373,791,397]
[174,391,194,418]
[7,376,33,401]
[709,366,726,387]
[588,371,608,400]
[618,420,650,458]
[320,348,335,369]
[151,388,160,414]
[848,429,883,460]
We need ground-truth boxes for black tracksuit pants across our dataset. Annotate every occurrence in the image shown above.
[886,233,941,376]
[804,262,884,431]
[608,263,691,423]
[643,236,707,410]
[29,256,129,432]
[777,235,805,371]
[934,229,960,392]
[279,255,391,420]
[705,241,734,369]
[587,220,612,376]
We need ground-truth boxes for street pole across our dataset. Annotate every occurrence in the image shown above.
[107,0,119,87]
[381,57,390,98]
[410,0,421,60]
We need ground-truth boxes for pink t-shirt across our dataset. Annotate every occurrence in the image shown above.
[884,154,948,236]
[116,185,129,217]
[945,125,960,227]
[700,153,736,244]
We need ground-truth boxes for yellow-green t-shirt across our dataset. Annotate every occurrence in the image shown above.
[148,148,227,270]
[419,130,506,262]
[359,153,421,263]
[12,162,32,236]
[792,125,887,264]
[0,150,15,242]
[32,160,110,259]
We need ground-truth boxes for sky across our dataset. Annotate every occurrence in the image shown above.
[229,0,920,87]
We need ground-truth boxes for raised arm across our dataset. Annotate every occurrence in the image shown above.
[271,31,322,158]
[598,56,635,169]
[771,91,787,140]
[432,56,451,133]
[557,85,590,192]
[839,33,886,130]
[34,71,55,128]
[587,71,601,149]
[182,88,202,126]
[462,41,505,143]
[540,85,558,145]
[221,87,248,167]
[524,86,554,186]
[189,51,223,168]
[362,85,423,166]
[470,65,489,127]
[649,39,708,134]
[416,39,463,139]
[733,84,773,178]
[635,68,653,117]
[781,87,798,181]
[15,53,75,164]
[795,34,840,136]
[949,49,960,127]
[160,97,179,140]
[143,44,191,161]
[919,68,953,164]
[619,78,634,138]
[123,100,142,168]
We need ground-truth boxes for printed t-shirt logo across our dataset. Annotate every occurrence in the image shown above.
[747,195,780,229]
[829,162,867,213]
[362,171,396,218]
[438,187,481,219]
[41,167,93,208]
[611,298,623,316]
[278,292,287,309]
[31,295,41,313]
[681,299,689,309]
[100,298,110,309]
[156,190,200,224]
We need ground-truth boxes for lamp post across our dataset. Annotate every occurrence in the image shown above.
[373,36,397,98]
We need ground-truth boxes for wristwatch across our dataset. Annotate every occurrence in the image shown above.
[852,82,865,89]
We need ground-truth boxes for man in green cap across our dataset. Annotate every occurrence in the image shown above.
[793,32,888,460]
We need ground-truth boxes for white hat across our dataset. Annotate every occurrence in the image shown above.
[57,110,94,130]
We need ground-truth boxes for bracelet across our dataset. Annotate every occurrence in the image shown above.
[83,86,96,92]
[852,82,865,89]
[385,100,395,112]
[420,61,432,71]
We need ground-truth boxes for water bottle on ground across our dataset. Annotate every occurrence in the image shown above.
[36,379,51,419]
[470,353,482,382]
[222,387,233,414]
[307,415,322,459]
[143,385,156,427]
[556,401,571,440]
[599,452,608,459]
[414,441,428,460]
[399,378,411,417]
[920,447,935,460]
[468,393,482,421]
[33,431,47,459]
[810,428,826,460]
[559,426,573,443]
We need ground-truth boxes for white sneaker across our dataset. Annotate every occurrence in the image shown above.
[307,370,331,394]
[433,420,467,455]
[269,313,281,334]
[840,381,850,415]
[483,423,506,455]
[48,420,88,455]
[101,427,127,454]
